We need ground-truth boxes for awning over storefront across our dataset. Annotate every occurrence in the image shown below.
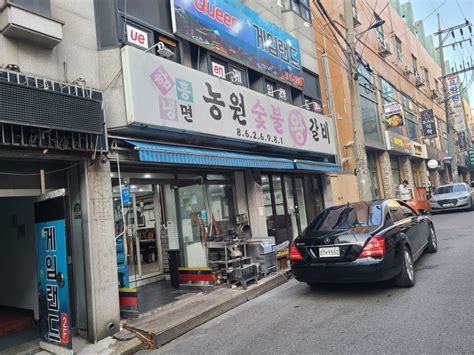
[294,159,341,172]
[126,141,295,170]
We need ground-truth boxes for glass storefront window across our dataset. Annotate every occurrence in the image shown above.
[295,177,308,231]
[262,175,275,237]
[263,174,318,243]
[360,95,382,143]
[284,177,298,240]
[406,112,418,141]
[391,157,401,186]
[207,184,235,234]
[367,154,380,199]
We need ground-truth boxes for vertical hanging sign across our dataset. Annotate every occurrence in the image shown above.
[34,189,72,353]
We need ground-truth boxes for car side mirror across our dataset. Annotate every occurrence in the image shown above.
[418,209,426,216]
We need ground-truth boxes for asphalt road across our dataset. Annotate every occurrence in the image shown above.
[155,211,474,354]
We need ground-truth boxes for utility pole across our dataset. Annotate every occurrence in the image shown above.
[435,14,472,183]
[343,0,372,201]
[320,47,341,167]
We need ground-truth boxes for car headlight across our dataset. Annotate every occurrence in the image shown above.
[458,195,469,200]
[429,198,436,203]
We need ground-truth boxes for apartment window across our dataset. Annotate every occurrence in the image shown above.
[374,14,384,42]
[359,66,382,143]
[406,112,418,140]
[424,68,430,90]
[209,56,248,87]
[402,94,418,141]
[290,0,312,23]
[302,70,322,112]
[264,78,291,103]
[394,36,403,63]
[380,78,403,135]
[411,55,418,75]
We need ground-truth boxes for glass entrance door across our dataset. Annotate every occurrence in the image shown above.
[262,174,311,244]
[177,184,208,267]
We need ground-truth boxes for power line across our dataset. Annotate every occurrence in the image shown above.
[399,0,447,40]
[455,0,467,20]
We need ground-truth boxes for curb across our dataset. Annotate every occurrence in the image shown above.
[154,272,289,348]
[112,272,289,353]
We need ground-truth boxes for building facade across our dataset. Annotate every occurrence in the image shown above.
[0,0,121,349]
[94,0,340,294]
[0,0,342,349]
[313,0,472,204]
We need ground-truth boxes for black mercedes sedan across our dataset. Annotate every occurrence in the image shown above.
[290,199,437,288]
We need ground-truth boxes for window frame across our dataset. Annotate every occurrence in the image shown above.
[263,77,292,103]
[290,0,312,23]
[394,36,403,63]
[411,54,418,75]
[374,13,385,42]
[208,54,249,87]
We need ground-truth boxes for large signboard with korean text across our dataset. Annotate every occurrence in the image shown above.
[447,75,467,133]
[385,131,412,155]
[34,190,71,352]
[121,46,336,156]
[420,109,437,139]
[171,0,303,88]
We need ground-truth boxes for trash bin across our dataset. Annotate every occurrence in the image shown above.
[168,249,180,288]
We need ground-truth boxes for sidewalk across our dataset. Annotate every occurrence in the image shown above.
[79,272,290,354]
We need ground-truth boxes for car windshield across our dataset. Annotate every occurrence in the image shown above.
[434,184,467,194]
[302,202,383,234]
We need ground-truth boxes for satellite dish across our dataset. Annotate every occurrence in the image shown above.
[427,159,439,169]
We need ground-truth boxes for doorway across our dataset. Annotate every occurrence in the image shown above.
[262,174,319,245]
[0,197,38,351]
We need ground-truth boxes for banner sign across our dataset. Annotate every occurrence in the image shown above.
[34,190,72,351]
[447,75,467,132]
[385,131,412,154]
[458,131,468,152]
[171,0,303,88]
[420,109,437,139]
[121,46,336,156]
[383,102,404,128]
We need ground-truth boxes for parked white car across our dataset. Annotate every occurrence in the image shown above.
[429,183,474,212]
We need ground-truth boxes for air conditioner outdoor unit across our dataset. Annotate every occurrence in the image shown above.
[403,65,413,77]
[415,73,425,87]
[431,89,440,99]
[378,40,392,57]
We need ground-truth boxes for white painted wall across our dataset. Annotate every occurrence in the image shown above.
[0,197,39,319]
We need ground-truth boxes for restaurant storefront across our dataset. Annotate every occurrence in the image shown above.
[385,131,413,197]
[106,46,339,310]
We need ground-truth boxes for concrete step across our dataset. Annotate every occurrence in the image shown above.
[112,272,289,352]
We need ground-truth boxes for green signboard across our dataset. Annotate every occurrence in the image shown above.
[467,149,474,167]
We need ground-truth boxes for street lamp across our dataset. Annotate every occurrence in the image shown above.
[355,19,385,38]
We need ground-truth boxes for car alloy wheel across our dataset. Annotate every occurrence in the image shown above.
[393,245,415,287]
[405,249,414,282]
[430,227,437,249]
[426,226,438,253]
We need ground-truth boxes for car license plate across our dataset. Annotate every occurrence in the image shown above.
[319,247,340,258]
[443,203,454,207]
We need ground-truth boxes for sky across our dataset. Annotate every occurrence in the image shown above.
[409,0,474,106]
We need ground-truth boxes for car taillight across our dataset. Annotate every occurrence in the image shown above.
[289,242,304,261]
[359,236,385,258]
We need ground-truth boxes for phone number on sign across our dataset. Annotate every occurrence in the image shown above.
[236,128,284,145]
